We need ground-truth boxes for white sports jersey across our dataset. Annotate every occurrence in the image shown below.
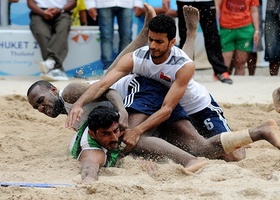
[132,45,211,115]
[111,74,137,100]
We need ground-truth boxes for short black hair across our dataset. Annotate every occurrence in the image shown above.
[27,80,54,96]
[149,14,176,41]
[88,106,120,133]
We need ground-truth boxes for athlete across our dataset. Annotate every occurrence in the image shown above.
[273,87,280,113]
[66,6,244,160]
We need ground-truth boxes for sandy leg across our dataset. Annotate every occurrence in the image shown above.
[181,157,209,174]
[250,119,280,149]
[182,6,199,60]
[272,87,280,113]
[183,5,199,36]
[143,3,157,30]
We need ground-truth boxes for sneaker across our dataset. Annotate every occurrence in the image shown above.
[39,59,55,74]
[40,69,69,81]
[214,72,233,84]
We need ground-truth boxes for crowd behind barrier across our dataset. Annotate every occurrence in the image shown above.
[0,0,268,78]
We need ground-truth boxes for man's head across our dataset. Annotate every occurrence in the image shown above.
[148,14,176,60]
[149,14,176,41]
[87,106,121,151]
[27,80,64,118]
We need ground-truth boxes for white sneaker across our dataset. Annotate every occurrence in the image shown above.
[39,59,55,74]
[40,69,69,81]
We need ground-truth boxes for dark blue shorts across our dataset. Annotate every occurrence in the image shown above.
[189,95,231,138]
[124,76,190,124]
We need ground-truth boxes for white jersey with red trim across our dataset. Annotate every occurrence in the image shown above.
[132,45,211,115]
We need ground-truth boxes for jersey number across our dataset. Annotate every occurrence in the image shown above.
[204,118,214,130]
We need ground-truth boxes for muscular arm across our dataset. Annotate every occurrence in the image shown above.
[79,149,105,182]
[63,83,128,127]
[66,53,133,128]
[123,62,195,151]
[104,89,129,129]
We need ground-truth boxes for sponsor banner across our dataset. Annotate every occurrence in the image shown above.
[0,27,120,77]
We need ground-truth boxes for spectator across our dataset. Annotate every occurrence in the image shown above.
[247,0,263,76]
[163,0,233,84]
[264,0,280,76]
[27,0,76,81]
[247,0,264,76]
[85,0,142,73]
[134,0,177,35]
[216,0,260,75]
[8,0,19,25]
[71,0,88,26]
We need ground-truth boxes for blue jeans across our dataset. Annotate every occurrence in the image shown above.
[264,10,280,62]
[98,7,133,69]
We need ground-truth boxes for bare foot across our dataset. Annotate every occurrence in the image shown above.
[220,147,246,162]
[182,6,199,59]
[272,87,280,113]
[183,5,199,37]
[250,119,280,149]
[143,3,157,29]
[181,157,208,174]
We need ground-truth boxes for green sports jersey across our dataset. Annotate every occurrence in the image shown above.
[70,121,120,167]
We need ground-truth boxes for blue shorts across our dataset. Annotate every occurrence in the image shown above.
[189,95,231,138]
[124,76,190,125]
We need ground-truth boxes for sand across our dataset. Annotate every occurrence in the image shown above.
[0,68,280,200]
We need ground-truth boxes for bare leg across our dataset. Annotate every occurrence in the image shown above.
[216,119,280,156]
[247,52,257,76]
[128,113,208,172]
[106,3,156,74]
[269,61,280,76]
[249,119,280,148]
[272,87,280,113]
[232,50,247,75]
[181,5,199,60]
[134,136,208,172]
[159,120,227,159]
[223,51,234,73]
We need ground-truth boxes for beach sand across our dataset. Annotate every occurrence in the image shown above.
[0,68,280,199]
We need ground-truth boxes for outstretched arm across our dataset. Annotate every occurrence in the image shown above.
[66,53,133,129]
[79,149,105,183]
[63,82,128,128]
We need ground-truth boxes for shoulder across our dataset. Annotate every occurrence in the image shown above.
[168,47,193,65]
[134,46,150,59]
[62,82,90,104]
